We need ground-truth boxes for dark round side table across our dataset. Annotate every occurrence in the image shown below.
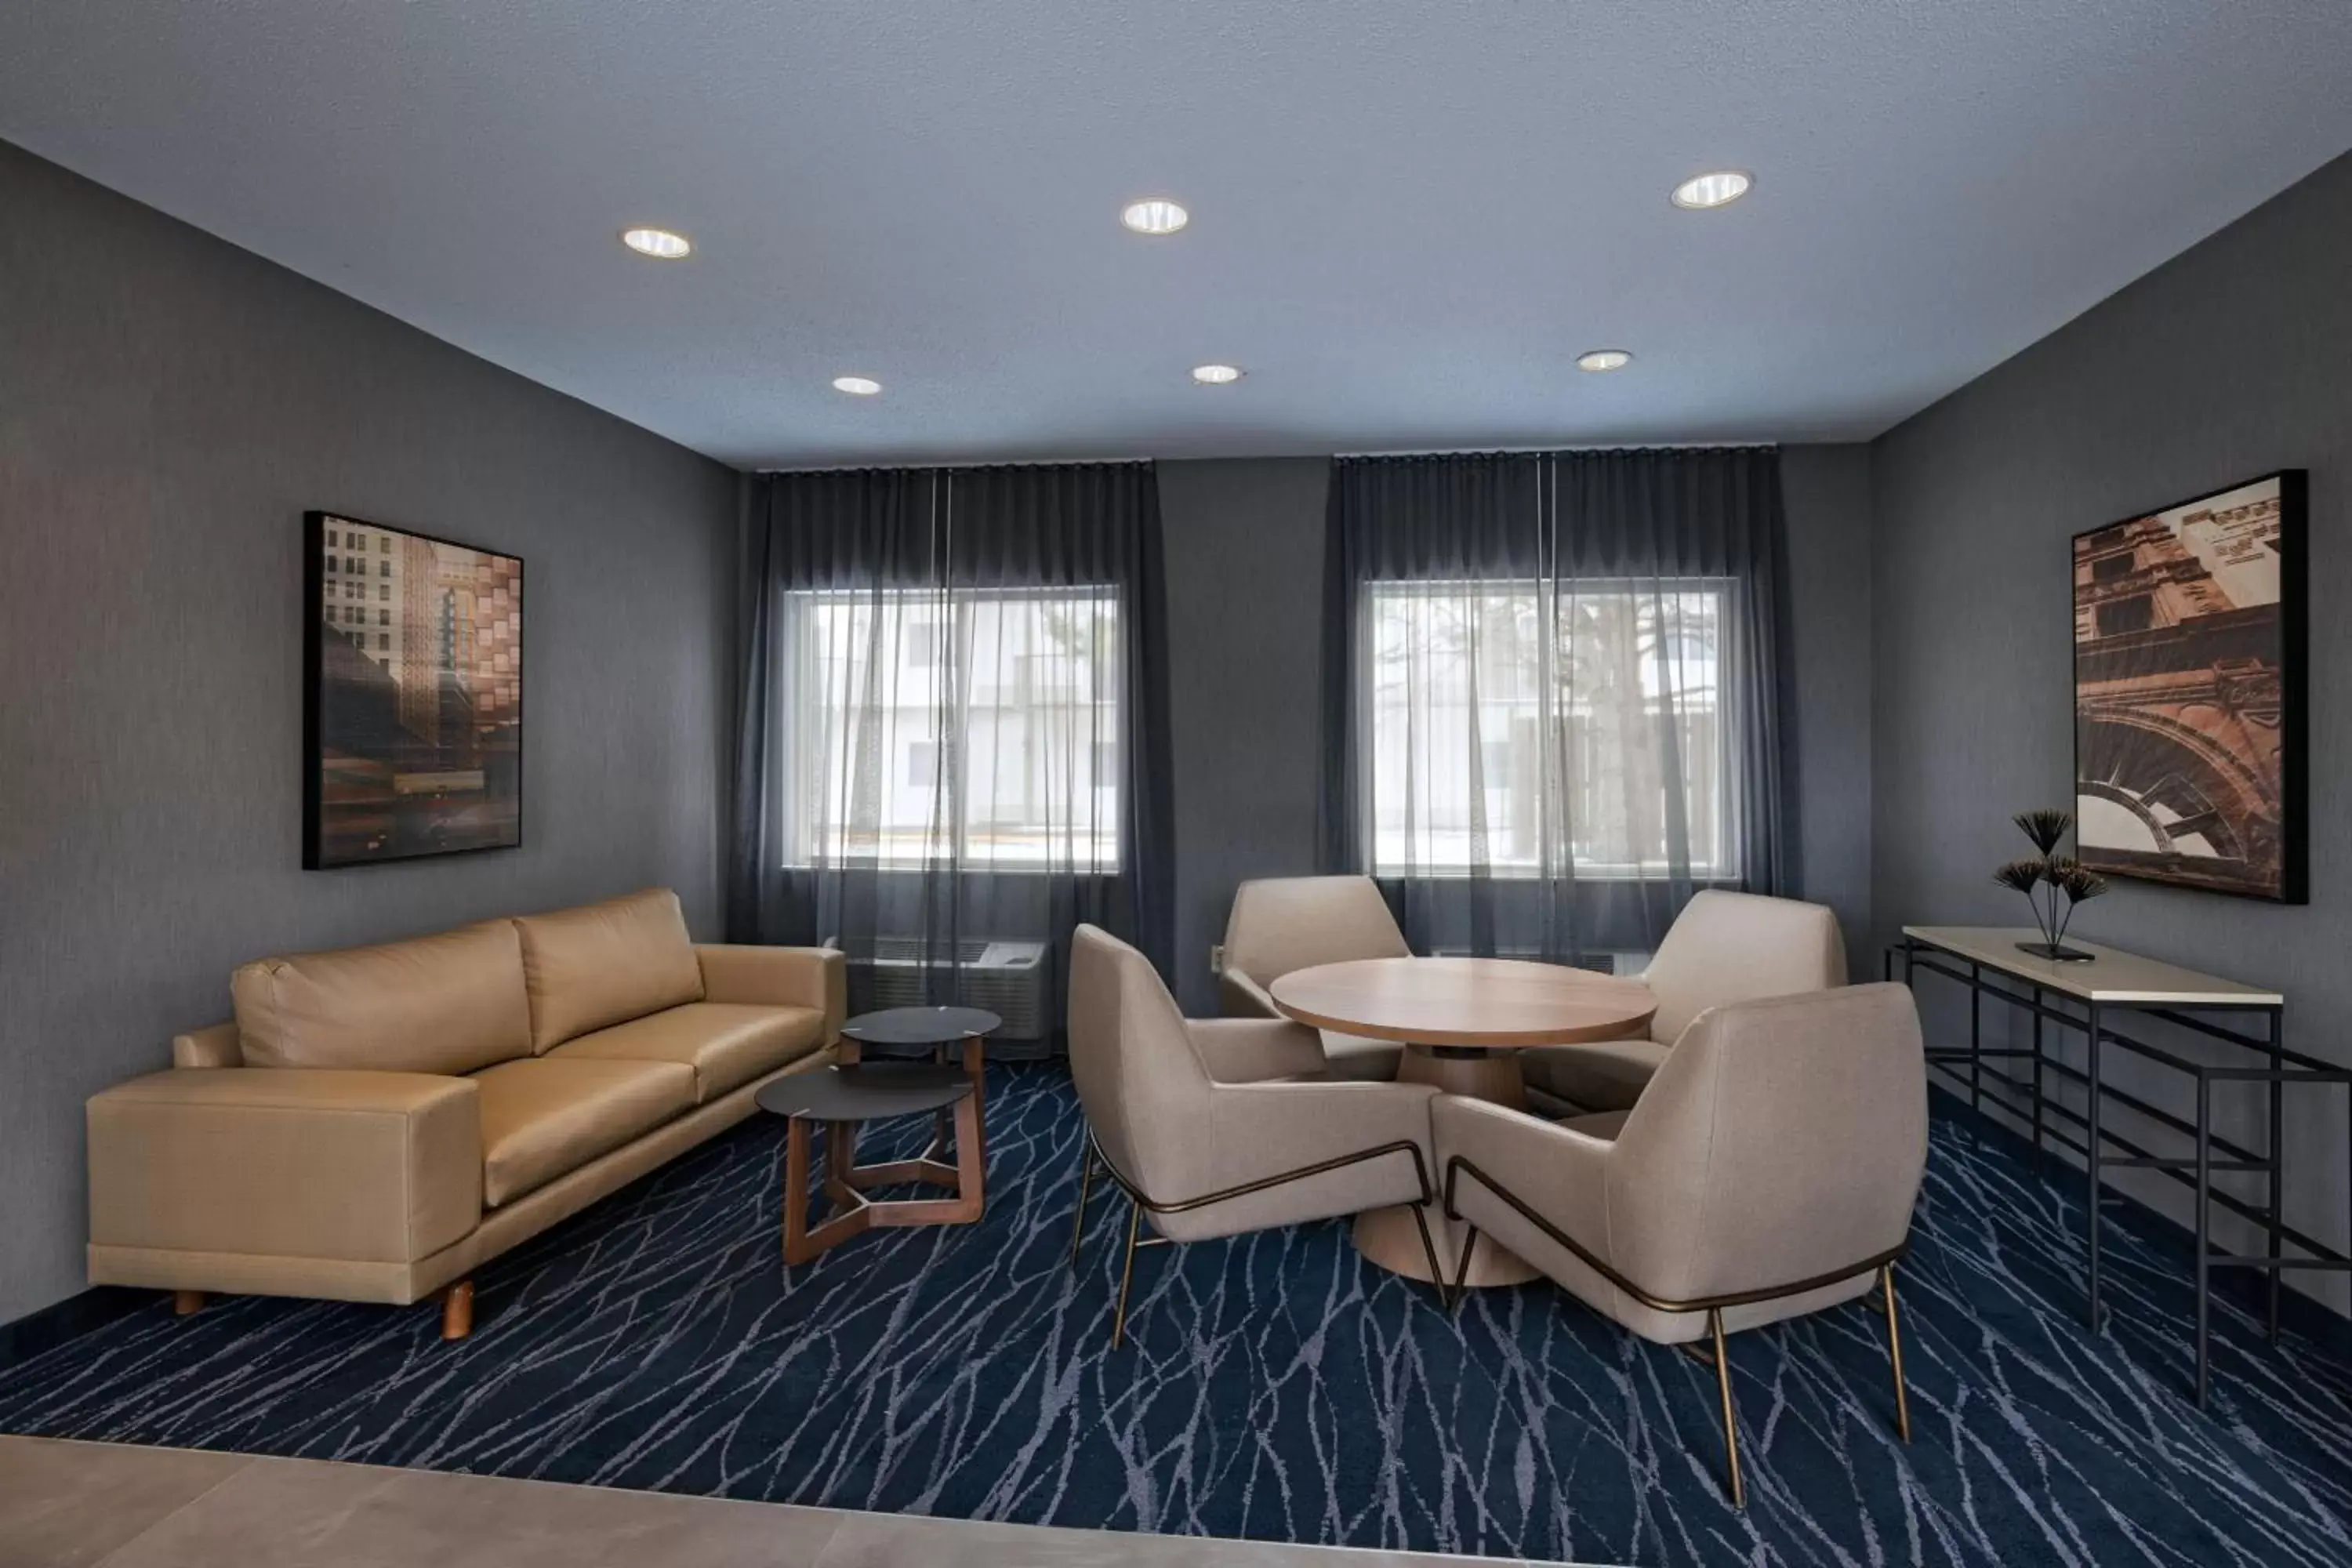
[757,1063,982,1265]
[838,1004,1002,1172]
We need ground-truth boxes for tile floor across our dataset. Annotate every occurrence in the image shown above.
[0,1436,1561,1568]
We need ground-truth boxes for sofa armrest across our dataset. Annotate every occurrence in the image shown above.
[88,1069,481,1265]
[1185,1017,1329,1083]
[172,1022,242,1069]
[1204,1079,1441,1195]
[1430,1094,1613,1264]
[1218,968,1283,1019]
[694,945,846,1037]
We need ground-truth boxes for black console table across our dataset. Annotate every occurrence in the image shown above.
[1891,926,2347,1407]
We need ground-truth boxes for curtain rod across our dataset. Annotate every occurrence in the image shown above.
[757,441,1780,474]
[1332,441,1781,459]
[754,456,1156,476]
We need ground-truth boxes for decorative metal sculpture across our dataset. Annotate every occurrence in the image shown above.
[1994,808,2107,961]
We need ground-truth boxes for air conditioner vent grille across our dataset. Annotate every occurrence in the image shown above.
[840,936,1052,1042]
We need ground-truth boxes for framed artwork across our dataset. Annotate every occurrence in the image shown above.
[2071,470,2305,902]
[303,511,524,868]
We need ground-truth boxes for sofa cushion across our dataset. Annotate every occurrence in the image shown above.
[550,1003,826,1104]
[1519,1036,1667,1115]
[513,888,706,1052]
[471,1057,695,1207]
[232,920,532,1076]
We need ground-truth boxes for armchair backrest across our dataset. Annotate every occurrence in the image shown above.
[1069,924,1215,1190]
[1221,876,1409,989]
[1643,890,1848,1044]
[1606,983,1926,1306]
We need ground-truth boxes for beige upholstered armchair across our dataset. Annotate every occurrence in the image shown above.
[1521,889,1848,1113]
[1434,983,1926,1508]
[1066,924,1446,1345]
[1218,874,1410,1081]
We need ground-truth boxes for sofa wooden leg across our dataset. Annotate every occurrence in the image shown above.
[173,1289,205,1316]
[441,1279,474,1341]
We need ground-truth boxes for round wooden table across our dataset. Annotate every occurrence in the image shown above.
[1269,956,1657,1287]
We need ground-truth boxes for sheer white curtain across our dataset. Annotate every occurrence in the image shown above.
[731,463,1174,1055]
[1321,448,1786,963]
[780,585,1123,873]
[1363,578,1737,881]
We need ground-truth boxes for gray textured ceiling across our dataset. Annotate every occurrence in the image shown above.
[6,2,2350,468]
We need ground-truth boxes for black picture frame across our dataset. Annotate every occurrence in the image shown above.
[303,510,525,869]
[2070,470,2305,903]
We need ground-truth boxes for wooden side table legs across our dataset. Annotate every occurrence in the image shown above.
[781,1095,987,1266]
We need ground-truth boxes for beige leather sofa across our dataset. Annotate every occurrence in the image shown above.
[85,888,843,1338]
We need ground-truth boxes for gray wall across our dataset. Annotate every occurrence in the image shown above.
[0,142,741,1323]
[1160,459,1334,1013]
[1871,151,2352,1314]
[1159,448,1876,1014]
[1780,445,1876,973]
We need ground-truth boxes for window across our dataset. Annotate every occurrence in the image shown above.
[779,586,1121,869]
[377,633,390,651]
[1363,577,1736,879]
[2096,595,2153,636]
[379,584,390,601]
[379,608,390,626]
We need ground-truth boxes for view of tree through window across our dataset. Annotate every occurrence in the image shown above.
[781,587,1121,869]
[1364,579,1733,878]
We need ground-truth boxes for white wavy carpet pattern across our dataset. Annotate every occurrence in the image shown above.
[2,1065,2347,1566]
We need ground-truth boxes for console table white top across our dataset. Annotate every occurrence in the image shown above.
[1900,927,2284,1007]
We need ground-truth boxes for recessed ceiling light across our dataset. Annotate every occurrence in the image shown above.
[1121,198,1189,236]
[1577,350,1633,372]
[620,227,693,259]
[1191,363,1243,385]
[1669,170,1752,210]
[832,376,882,396]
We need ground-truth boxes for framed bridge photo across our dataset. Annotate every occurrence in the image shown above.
[2071,471,2305,902]
[304,511,524,869]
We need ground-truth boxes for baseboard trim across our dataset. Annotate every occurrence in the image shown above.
[1926,1078,2352,1363]
[0,1285,158,1369]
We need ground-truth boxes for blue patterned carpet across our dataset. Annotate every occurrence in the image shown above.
[5,1065,2349,1566]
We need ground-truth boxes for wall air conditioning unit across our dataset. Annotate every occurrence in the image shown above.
[847,936,1052,1043]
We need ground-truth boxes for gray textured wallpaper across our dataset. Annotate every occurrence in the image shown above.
[0,141,740,1323]
[1871,151,2352,1316]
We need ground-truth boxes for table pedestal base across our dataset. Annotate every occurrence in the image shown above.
[1352,1042,1540,1288]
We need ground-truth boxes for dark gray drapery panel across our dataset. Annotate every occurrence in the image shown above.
[1318,447,1788,963]
[730,462,1174,1054]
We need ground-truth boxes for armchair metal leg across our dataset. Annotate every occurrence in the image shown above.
[1408,1205,1450,1310]
[1069,1145,1095,1272]
[1709,1309,1745,1511]
[1880,1263,1912,1443]
[1110,1203,1144,1349]
[1448,1225,1480,1315]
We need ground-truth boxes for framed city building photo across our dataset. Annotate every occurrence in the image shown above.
[2071,471,2305,902]
[304,512,524,868]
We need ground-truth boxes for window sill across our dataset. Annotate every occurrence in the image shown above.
[1368,869,1740,884]
[778,864,1125,877]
